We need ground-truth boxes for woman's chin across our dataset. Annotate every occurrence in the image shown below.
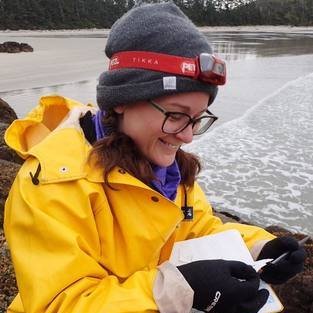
[151,155,176,167]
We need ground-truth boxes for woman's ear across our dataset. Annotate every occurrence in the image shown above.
[113,105,126,114]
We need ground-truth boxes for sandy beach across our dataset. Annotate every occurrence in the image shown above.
[1,25,313,92]
[1,25,313,36]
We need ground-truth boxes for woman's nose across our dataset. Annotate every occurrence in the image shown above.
[175,124,194,143]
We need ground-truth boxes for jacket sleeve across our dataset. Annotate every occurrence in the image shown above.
[4,164,158,313]
[183,182,276,253]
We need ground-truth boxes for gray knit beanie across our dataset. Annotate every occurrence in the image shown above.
[97,2,218,110]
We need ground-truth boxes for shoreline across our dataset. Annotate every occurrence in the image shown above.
[199,25,313,33]
[1,25,313,37]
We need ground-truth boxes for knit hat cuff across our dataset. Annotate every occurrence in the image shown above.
[97,76,217,108]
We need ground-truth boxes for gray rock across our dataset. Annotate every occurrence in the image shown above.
[0,41,33,53]
[0,159,21,225]
[0,228,18,313]
[266,226,313,313]
[0,123,23,164]
[0,98,17,124]
[0,99,22,226]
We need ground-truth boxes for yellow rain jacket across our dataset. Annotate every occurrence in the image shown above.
[4,95,275,313]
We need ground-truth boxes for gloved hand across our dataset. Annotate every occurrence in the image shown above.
[177,259,269,313]
[257,236,307,284]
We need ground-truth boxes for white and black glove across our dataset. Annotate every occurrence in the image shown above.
[177,259,269,313]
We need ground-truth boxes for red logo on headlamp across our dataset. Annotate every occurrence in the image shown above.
[108,51,226,85]
[110,56,119,67]
[181,62,196,74]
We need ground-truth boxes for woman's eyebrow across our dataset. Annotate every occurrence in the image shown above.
[166,102,207,115]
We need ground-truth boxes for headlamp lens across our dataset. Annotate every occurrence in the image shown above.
[199,53,226,85]
[199,53,215,73]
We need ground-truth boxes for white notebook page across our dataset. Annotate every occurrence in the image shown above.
[169,229,283,313]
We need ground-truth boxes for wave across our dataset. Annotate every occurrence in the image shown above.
[186,72,313,234]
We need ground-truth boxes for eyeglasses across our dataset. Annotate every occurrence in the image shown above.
[149,100,218,135]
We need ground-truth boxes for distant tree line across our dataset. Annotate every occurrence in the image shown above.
[215,0,313,26]
[0,0,312,30]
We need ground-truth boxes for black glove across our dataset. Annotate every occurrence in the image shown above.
[257,236,307,284]
[177,259,269,313]
[235,289,269,313]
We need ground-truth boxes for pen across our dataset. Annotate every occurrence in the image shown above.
[267,235,310,266]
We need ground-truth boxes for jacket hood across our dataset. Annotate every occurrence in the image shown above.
[5,95,94,158]
[5,95,153,188]
[5,95,102,184]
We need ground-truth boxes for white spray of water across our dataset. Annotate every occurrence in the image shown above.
[185,72,313,234]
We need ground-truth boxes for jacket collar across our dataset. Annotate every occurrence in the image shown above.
[7,95,180,197]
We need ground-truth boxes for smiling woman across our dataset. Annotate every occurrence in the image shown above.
[3,2,306,313]
[115,93,211,166]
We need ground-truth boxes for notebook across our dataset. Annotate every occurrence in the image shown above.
[169,229,283,313]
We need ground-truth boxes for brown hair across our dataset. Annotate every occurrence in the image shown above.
[91,109,201,187]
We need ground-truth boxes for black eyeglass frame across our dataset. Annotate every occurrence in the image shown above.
[149,100,218,135]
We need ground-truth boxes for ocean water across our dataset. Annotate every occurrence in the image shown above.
[1,30,313,234]
[186,73,313,234]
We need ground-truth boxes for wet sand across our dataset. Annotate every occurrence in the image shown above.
[1,25,313,35]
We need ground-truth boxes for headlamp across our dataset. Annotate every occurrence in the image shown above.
[198,54,226,85]
[109,51,226,86]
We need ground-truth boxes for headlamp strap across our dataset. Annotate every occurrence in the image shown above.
[109,51,199,79]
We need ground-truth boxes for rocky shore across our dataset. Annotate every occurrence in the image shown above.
[0,41,33,53]
[0,98,20,313]
[0,98,312,312]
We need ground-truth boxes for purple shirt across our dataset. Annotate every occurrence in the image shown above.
[150,161,181,201]
[93,110,107,140]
